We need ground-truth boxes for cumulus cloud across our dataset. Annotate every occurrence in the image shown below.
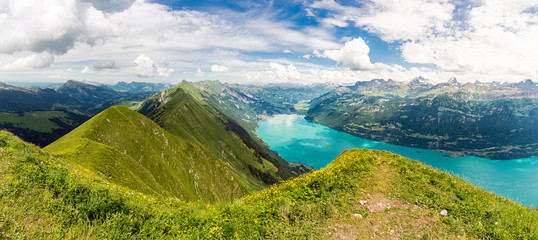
[0,0,114,56]
[0,0,340,74]
[81,66,92,74]
[195,67,205,76]
[133,54,174,78]
[400,1,538,78]
[309,0,538,81]
[316,38,387,71]
[134,54,155,77]
[211,64,229,73]
[156,64,174,77]
[269,62,301,81]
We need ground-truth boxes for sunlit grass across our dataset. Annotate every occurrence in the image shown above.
[1,131,536,239]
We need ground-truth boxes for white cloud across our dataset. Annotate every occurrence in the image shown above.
[92,61,118,70]
[400,1,538,79]
[267,62,301,82]
[132,54,174,78]
[0,0,340,75]
[245,60,485,85]
[195,67,205,76]
[283,49,292,53]
[156,65,174,77]
[1,0,535,84]
[81,66,92,74]
[316,38,387,71]
[211,64,229,73]
[309,0,455,42]
[321,17,349,28]
[0,52,54,70]
[134,54,155,77]
[309,0,538,81]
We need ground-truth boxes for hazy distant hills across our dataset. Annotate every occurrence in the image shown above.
[110,81,174,93]
[0,80,172,146]
[57,80,120,104]
[307,78,538,159]
[0,82,75,112]
[57,80,172,114]
[0,80,174,113]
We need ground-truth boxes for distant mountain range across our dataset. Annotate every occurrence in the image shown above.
[1,78,537,238]
[0,80,176,146]
[0,82,76,112]
[307,78,538,159]
[109,81,174,93]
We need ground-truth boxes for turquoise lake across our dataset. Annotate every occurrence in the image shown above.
[257,114,538,207]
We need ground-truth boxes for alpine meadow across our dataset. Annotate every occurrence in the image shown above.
[1,0,538,239]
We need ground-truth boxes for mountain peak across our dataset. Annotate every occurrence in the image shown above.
[410,76,430,85]
[447,77,460,85]
[508,79,537,89]
[58,79,119,104]
[64,79,102,87]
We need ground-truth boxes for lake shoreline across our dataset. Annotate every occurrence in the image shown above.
[303,115,535,161]
[258,114,538,207]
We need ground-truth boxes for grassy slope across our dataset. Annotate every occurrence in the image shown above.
[139,84,297,192]
[180,81,289,161]
[44,106,245,203]
[178,81,315,177]
[1,131,537,239]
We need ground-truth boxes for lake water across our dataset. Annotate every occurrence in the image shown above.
[257,114,538,207]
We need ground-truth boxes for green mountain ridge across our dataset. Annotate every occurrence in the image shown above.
[1,131,537,239]
[138,82,310,192]
[45,105,245,202]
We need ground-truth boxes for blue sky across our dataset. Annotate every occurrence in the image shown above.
[0,0,537,84]
[151,0,410,68]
